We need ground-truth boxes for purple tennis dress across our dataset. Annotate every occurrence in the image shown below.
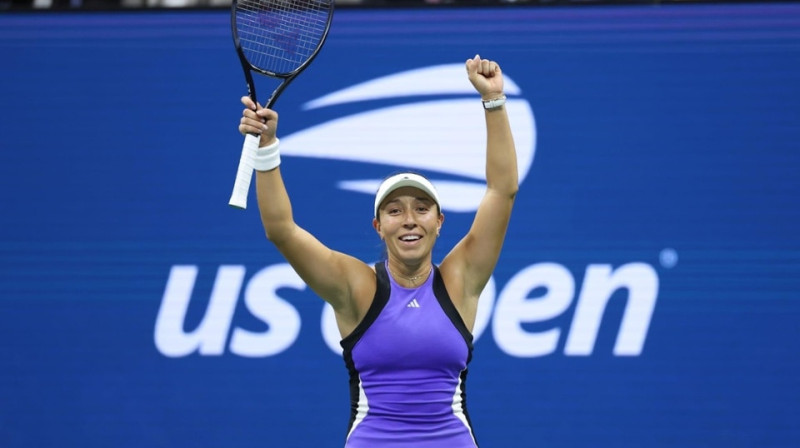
[340,261,478,448]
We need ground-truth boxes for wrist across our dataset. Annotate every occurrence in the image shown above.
[482,94,506,110]
[252,138,281,172]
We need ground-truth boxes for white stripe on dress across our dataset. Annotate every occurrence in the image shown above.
[346,375,370,441]
[451,370,477,447]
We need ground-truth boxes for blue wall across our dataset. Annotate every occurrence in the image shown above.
[1,4,799,447]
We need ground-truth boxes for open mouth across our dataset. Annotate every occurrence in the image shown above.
[399,235,422,242]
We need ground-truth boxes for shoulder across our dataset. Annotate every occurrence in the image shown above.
[438,255,481,332]
[437,257,467,306]
[330,258,379,336]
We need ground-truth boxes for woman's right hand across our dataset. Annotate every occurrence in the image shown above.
[239,96,279,147]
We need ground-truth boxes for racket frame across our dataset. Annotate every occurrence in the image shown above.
[228,0,334,209]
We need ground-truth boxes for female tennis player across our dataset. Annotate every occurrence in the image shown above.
[238,54,518,448]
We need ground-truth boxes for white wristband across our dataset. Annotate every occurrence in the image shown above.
[482,95,507,110]
[252,138,281,172]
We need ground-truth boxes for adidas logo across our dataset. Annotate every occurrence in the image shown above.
[406,299,421,308]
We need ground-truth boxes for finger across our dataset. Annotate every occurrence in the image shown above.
[260,109,280,127]
[241,95,256,110]
[480,59,494,75]
[242,115,266,127]
[239,122,256,135]
[240,117,267,135]
[243,108,263,124]
[256,108,275,119]
[466,54,480,74]
[239,124,255,136]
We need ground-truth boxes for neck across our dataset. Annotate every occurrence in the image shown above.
[387,261,432,287]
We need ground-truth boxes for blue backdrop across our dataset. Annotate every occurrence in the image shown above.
[1,3,799,447]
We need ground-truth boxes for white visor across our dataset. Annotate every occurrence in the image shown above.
[374,173,440,217]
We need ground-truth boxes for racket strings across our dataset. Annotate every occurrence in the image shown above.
[236,0,331,75]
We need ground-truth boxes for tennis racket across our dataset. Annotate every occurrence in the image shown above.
[228,0,334,209]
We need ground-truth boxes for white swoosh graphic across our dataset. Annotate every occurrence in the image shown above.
[282,99,533,180]
[281,65,536,213]
[303,64,522,110]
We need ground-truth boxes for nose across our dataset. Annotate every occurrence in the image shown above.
[401,210,417,228]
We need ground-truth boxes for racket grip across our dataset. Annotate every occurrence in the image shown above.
[228,133,261,209]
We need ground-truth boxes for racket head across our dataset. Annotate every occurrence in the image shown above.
[232,0,334,80]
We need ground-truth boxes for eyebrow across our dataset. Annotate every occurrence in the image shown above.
[383,196,433,210]
[387,196,433,205]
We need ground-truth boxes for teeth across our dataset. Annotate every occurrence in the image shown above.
[401,236,420,241]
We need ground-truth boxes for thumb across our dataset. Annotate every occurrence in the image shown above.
[465,54,480,74]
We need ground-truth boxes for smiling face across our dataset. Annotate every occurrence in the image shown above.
[373,186,444,265]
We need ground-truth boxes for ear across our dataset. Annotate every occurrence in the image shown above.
[373,217,383,239]
[436,213,444,238]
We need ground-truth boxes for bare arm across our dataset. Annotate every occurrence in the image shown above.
[238,97,374,328]
[441,56,519,319]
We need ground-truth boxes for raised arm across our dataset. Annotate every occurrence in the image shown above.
[238,97,374,331]
[441,56,519,323]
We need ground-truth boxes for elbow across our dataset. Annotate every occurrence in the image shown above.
[488,179,519,201]
[507,187,519,204]
[264,227,281,244]
[508,181,519,199]
[261,219,295,246]
[264,226,290,246]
